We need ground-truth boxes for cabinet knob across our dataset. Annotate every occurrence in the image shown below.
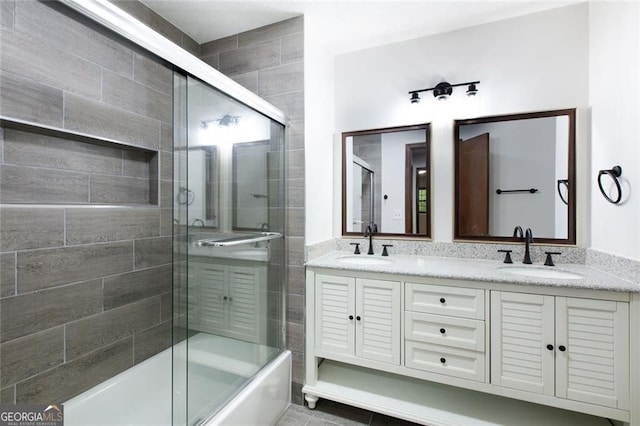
[439,328,446,334]
[349,315,354,320]
[222,296,228,301]
[356,316,361,321]
[439,297,446,304]
[546,344,554,351]
[440,357,446,364]
[558,345,566,352]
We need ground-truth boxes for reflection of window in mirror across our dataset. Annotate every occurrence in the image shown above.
[342,124,431,238]
[454,109,576,245]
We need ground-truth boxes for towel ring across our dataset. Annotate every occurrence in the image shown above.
[597,166,622,204]
[556,179,569,206]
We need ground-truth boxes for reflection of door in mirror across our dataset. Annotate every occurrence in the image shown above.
[233,141,269,231]
[342,124,431,238]
[454,109,576,244]
[458,133,489,236]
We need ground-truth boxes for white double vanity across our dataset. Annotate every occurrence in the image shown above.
[303,252,639,426]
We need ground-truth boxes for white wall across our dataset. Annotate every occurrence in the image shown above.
[333,3,589,242]
[589,1,640,261]
[304,14,336,245]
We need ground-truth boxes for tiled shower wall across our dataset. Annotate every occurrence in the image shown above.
[0,0,177,404]
[198,18,306,402]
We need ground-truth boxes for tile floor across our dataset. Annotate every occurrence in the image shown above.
[276,400,421,426]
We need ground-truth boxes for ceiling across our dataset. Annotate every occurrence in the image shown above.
[140,0,580,55]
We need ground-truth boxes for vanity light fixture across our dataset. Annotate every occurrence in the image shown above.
[201,114,241,128]
[409,80,480,103]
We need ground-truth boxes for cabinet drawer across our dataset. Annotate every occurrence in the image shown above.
[405,341,485,382]
[405,283,484,319]
[405,312,485,351]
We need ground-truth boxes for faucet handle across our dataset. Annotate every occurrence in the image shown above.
[350,242,361,255]
[544,251,561,267]
[497,249,513,264]
[381,244,393,257]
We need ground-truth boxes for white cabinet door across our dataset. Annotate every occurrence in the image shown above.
[228,265,261,339]
[315,274,356,356]
[491,291,555,396]
[197,263,228,330]
[555,297,629,410]
[355,278,400,365]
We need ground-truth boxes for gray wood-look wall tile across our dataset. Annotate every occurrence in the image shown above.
[181,35,201,57]
[14,1,133,77]
[134,237,172,269]
[219,40,281,76]
[238,16,303,47]
[161,122,173,153]
[1,327,64,386]
[286,149,305,180]
[1,253,16,298]
[102,70,172,123]
[3,129,123,175]
[65,297,161,361]
[160,151,172,181]
[201,55,220,70]
[286,178,304,208]
[281,33,303,64]
[160,209,173,237]
[64,94,161,150]
[16,338,133,404]
[160,180,173,208]
[133,53,172,96]
[201,35,238,57]
[0,165,89,204]
[0,207,64,251]
[287,265,305,296]
[1,280,102,342]
[0,386,14,404]
[123,150,152,178]
[286,207,305,237]
[263,91,304,121]
[0,71,63,127]
[287,119,304,150]
[258,62,304,98]
[89,175,150,204]
[160,292,172,322]
[287,237,305,267]
[1,1,14,29]
[104,265,171,310]
[17,243,133,293]
[1,29,101,101]
[133,320,171,364]
[111,0,182,48]
[231,71,259,94]
[65,208,160,245]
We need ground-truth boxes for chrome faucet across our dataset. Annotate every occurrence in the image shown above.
[513,226,533,264]
[364,224,377,255]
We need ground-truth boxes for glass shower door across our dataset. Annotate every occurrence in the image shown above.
[173,74,286,426]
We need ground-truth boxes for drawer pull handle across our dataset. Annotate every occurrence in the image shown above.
[439,297,446,304]
[356,316,361,321]
[546,344,554,351]
[439,328,446,334]
[558,345,566,352]
[349,315,354,320]
[440,357,446,364]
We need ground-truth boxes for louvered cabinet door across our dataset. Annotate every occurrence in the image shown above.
[355,278,401,365]
[490,291,555,396]
[315,274,356,357]
[227,265,261,340]
[555,297,629,410]
[196,263,229,331]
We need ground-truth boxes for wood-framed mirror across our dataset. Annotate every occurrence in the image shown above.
[342,123,431,238]
[454,109,576,245]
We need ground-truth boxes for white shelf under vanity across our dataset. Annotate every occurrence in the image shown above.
[303,252,640,426]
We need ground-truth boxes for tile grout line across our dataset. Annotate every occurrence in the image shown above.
[14,251,18,295]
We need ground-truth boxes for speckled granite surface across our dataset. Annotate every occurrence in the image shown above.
[306,250,640,293]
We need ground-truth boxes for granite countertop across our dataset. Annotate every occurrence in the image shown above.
[306,251,640,293]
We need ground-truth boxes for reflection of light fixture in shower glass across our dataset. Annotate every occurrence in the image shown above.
[418,169,427,175]
[201,114,241,128]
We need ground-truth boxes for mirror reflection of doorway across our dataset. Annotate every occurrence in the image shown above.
[405,144,429,235]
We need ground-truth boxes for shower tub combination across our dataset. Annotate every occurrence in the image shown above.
[58,1,291,424]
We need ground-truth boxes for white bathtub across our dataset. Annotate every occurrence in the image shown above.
[64,334,291,426]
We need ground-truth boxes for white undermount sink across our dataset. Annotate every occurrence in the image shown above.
[337,256,393,265]
[499,266,583,280]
